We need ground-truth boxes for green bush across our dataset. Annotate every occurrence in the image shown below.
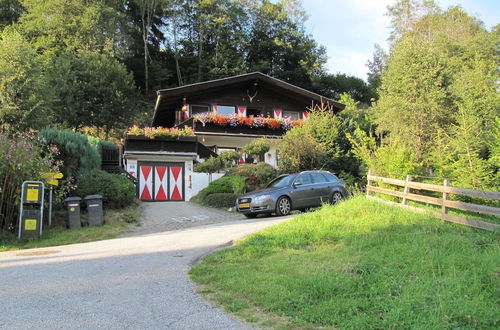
[194,156,223,173]
[0,132,59,232]
[202,193,238,209]
[39,127,101,177]
[75,170,135,209]
[199,176,246,198]
[242,138,270,162]
[87,136,116,154]
[233,163,278,187]
[193,176,246,207]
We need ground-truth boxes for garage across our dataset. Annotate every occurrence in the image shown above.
[138,162,185,201]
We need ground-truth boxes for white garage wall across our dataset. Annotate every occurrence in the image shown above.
[264,148,278,168]
[187,172,225,200]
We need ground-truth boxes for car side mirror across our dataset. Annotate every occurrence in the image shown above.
[292,182,302,188]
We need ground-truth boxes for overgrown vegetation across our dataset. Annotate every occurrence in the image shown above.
[192,161,279,208]
[1,0,375,137]
[39,127,102,177]
[190,195,499,329]
[350,2,499,190]
[0,132,59,232]
[192,176,246,208]
[75,170,136,209]
[242,138,270,162]
[201,193,239,209]
[278,98,363,187]
[230,163,278,190]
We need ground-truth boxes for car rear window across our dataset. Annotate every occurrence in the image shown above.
[323,173,338,182]
[311,173,327,183]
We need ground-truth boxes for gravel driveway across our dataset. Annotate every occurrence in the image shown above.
[123,201,246,236]
[0,206,292,329]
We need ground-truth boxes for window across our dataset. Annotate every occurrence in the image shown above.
[283,111,300,120]
[191,105,210,115]
[323,173,338,183]
[295,174,313,185]
[267,174,297,188]
[215,105,236,116]
[311,173,327,183]
[247,108,262,117]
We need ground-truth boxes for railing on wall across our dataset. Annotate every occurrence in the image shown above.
[366,170,500,232]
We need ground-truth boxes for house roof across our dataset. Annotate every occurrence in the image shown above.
[152,72,345,126]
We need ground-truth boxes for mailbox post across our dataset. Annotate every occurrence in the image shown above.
[18,181,45,239]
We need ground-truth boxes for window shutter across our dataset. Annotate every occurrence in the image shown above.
[181,104,189,119]
[237,106,247,117]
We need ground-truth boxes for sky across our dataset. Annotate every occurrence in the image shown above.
[303,0,500,81]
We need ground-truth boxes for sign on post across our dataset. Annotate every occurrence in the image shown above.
[42,172,64,226]
[42,172,63,186]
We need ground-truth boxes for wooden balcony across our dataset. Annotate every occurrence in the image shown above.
[192,121,286,137]
[124,134,216,158]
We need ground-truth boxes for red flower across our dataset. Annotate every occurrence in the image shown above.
[265,118,281,129]
[213,115,229,126]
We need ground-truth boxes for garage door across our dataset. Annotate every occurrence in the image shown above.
[138,162,184,201]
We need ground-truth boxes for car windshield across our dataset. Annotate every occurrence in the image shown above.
[266,174,296,188]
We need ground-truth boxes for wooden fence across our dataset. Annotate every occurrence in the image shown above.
[366,171,500,232]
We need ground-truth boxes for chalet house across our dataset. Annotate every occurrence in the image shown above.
[123,72,344,202]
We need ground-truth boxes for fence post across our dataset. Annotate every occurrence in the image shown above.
[442,179,450,215]
[367,170,372,196]
[402,175,412,205]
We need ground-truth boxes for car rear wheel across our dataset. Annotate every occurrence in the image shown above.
[331,191,343,205]
[244,213,258,218]
[276,196,291,216]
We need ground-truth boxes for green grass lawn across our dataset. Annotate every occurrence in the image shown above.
[190,195,499,329]
[0,205,140,252]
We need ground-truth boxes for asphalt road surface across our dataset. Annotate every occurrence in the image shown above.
[0,216,291,330]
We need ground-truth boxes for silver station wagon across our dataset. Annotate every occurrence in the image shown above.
[236,170,349,218]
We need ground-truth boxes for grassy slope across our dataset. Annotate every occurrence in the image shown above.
[190,195,499,329]
[0,206,139,251]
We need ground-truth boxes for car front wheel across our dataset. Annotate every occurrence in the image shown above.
[331,191,343,205]
[276,196,291,216]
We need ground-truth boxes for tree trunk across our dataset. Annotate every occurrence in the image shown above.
[172,14,183,86]
[139,0,157,94]
[197,25,204,82]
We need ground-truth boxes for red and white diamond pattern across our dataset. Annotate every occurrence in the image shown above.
[139,166,152,200]
[154,166,168,201]
[169,166,183,201]
[139,164,184,201]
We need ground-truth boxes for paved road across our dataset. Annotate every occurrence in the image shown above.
[0,217,291,330]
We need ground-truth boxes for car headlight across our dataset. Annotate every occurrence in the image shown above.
[253,194,271,203]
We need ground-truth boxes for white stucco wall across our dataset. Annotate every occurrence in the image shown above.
[188,172,225,200]
[264,148,279,168]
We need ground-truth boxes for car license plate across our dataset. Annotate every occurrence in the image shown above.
[239,203,250,208]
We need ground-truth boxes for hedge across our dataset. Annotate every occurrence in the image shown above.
[202,193,239,209]
[75,170,135,209]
